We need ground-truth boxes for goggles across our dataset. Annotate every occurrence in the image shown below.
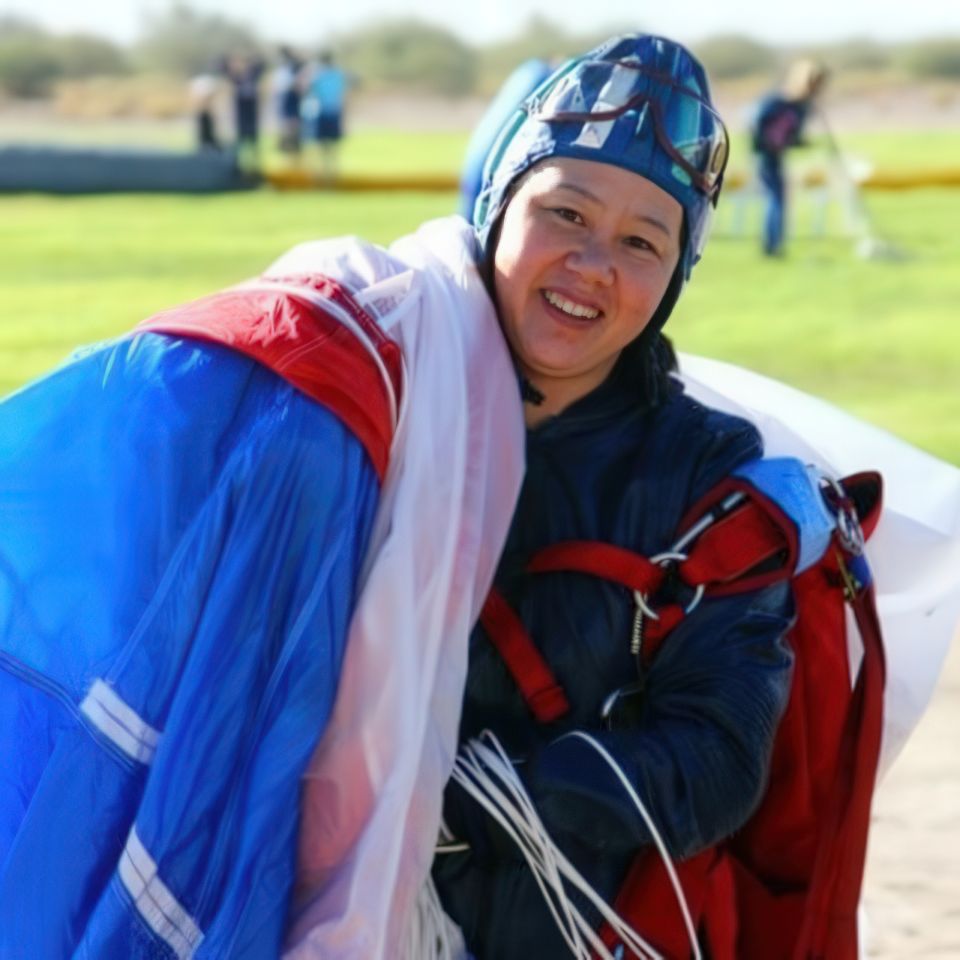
[526,60,729,201]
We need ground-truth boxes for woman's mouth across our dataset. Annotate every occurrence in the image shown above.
[542,289,602,322]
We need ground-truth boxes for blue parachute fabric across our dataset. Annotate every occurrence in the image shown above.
[733,456,834,574]
[0,332,380,958]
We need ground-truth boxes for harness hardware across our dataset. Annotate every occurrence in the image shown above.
[835,552,863,602]
[649,551,706,617]
[600,682,645,729]
[629,600,647,657]
[672,490,746,553]
[822,475,866,557]
[632,589,659,623]
[631,574,669,658]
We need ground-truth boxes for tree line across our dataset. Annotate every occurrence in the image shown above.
[2,4,959,99]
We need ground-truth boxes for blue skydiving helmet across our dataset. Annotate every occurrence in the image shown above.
[474,35,729,329]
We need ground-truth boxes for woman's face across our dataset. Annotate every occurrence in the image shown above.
[493,157,683,416]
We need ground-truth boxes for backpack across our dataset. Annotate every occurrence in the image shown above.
[480,460,885,958]
[751,95,803,155]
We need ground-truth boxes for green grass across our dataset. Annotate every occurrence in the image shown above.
[674,187,960,462]
[0,190,455,389]
[2,133,958,464]
[727,129,960,169]
[7,120,958,182]
[328,131,469,176]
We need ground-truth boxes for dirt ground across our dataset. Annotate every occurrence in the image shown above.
[862,629,960,958]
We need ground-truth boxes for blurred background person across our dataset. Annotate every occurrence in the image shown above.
[272,45,305,161]
[302,50,350,183]
[188,70,221,153]
[222,51,266,172]
[750,58,829,257]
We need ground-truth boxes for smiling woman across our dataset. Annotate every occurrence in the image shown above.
[0,31,894,960]
[429,34,886,960]
[493,159,682,422]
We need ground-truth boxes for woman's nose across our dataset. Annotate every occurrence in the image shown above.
[565,240,615,285]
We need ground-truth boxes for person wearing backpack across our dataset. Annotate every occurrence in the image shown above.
[751,59,829,257]
[429,37,881,960]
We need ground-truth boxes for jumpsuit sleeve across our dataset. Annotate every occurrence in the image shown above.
[524,581,795,860]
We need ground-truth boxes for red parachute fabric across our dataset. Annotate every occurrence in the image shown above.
[139,274,402,482]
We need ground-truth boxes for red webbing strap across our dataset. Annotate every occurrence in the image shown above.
[138,274,402,482]
[641,605,687,663]
[479,589,570,723]
[794,578,886,959]
[597,849,732,959]
[528,542,666,595]
[527,542,678,667]
[681,500,791,588]
[481,489,799,727]
[529,498,793,604]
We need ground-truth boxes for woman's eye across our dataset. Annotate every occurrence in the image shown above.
[626,236,655,253]
[553,207,583,224]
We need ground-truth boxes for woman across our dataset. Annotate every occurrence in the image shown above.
[1,33,890,960]
[430,35,803,959]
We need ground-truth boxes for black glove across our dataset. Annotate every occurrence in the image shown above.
[441,776,525,866]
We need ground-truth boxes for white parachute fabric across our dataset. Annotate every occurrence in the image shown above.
[679,352,960,774]
[271,217,525,959]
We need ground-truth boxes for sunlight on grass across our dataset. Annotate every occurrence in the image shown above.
[1,134,958,463]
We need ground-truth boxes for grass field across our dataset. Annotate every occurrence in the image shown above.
[1,128,958,463]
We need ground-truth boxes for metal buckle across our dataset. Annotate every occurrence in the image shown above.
[822,475,865,557]
[629,551,704,657]
[649,551,705,616]
[632,589,660,622]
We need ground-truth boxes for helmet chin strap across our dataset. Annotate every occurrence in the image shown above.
[520,375,546,405]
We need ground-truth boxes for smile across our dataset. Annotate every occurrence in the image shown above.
[542,290,601,320]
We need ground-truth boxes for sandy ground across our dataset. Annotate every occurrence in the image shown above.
[862,631,960,958]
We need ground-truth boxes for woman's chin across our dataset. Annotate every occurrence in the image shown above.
[519,356,610,400]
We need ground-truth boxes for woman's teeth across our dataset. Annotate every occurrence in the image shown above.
[543,290,600,320]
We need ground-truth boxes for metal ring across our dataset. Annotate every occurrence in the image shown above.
[649,550,689,567]
[820,474,865,556]
[633,590,659,621]
[821,473,847,501]
[837,508,865,555]
[684,583,705,615]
